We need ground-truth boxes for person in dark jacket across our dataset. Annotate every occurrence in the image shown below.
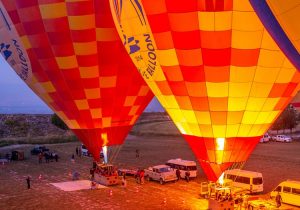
[176,169,181,181]
[26,176,31,189]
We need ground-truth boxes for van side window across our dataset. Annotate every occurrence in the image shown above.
[236,176,250,184]
[275,186,282,192]
[292,188,300,195]
[253,177,263,185]
[283,186,291,193]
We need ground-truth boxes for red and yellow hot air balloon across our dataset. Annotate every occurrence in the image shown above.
[110,0,300,181]
[0,0,153,161]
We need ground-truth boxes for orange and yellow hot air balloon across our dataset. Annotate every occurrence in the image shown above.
[0,0,153,161]
[110,0,300,181]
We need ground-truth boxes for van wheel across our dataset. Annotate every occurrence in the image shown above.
[159,178,164,185]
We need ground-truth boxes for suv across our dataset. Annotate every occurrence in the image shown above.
[260,133,271,143]
[144,165,177,184]
[273,135,292,143]
[31,145,49,155]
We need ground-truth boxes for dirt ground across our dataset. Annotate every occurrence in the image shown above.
[0,134,300,210]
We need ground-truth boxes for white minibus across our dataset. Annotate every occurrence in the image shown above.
[165,158,197,178]
[270,180,300,207]
[224,169,263,194]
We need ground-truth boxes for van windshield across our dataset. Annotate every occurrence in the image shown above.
[186,166,197,170]
[253,177,263,185]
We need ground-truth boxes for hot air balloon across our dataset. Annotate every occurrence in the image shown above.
[110,0,300,181]
[250,0,300,71]
[0,0,153,161]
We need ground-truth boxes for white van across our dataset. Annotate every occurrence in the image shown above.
[270,180,300,206]
[224,169,263,194]
[260,133,271,143]
[165,158,197,178]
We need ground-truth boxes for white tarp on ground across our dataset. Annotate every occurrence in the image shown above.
[50,180,107,191]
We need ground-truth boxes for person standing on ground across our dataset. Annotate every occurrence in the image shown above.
[26,176,31,189]
[71,154,75,163]
[135,149,139,158]
[185,169,190,182]
[38,152,43,164]
[176,168,181,181]
[275,192,282,208]
[122,172,127,187]
[140,169,145,184]
[76,147,79,156]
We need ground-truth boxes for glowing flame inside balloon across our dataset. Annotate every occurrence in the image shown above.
[103,146,108,164]
[218,172,225,186]
[216,138,225,164]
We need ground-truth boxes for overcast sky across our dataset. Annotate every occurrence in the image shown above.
[0,56,163,114]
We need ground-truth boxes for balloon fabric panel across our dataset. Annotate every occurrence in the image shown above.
[0,0,153,160]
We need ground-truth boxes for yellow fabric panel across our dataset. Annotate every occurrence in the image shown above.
[182,110,198,124]
[169,109,185,123]
[177,122,191,135]
[265,111,280,124]
[68,15,95,30]
[39,2,66,19]
[75,99,89,110]
[282,58,296,69]
[238,124,252,136]
[232,11,263,31]
[232,30,263,49]
[90,109,102,119]
[176,96,193,109]
[250,83,273,97]
[99,76,116,88]
[198,12,215,31]
[41,81,56,93]
[261,31,281,50]
[229,83,251,97]
[156,49,179,66]
[187,123,202,136]
[163,95,180,109]
[84,88,100,99]
[228,98,247,111]
[246,98,266,111]
[230,66,256,82]
[254,67,279,83]
[124,96,137,106]
[206,82,228,97]
[152,67,167,81]
[194,111,211,125]
[73,42,97,55]
[56,56,78,69]
[79,66,99,78]
[102,117,112,128]
[258,49,285,68]
[199,125,213,137]
[262,98,280,111]
[96,28,119,41]
[226,124,240,138]
[248,124,264,136]
[168,12,199,32]
[255,112,272,124]
[212,125,226,138]
[275,67,296,83]
[233,0,253,11]
[215,11,232,31]
[227,111,244,125]
[242,111,259,124]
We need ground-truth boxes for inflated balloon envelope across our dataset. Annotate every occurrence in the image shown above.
[110,0,300,181]
[0,0,153,161]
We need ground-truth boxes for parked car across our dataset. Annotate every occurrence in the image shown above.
[260,133,271,143]
[31,145,49,155]
[144,165,177,184]
[273,135,292,142]
[81,144,104,158]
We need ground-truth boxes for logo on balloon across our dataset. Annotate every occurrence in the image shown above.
[0,43,12,60]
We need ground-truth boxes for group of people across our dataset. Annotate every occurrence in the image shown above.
[175,168,190,182]
[38,151,58,163]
